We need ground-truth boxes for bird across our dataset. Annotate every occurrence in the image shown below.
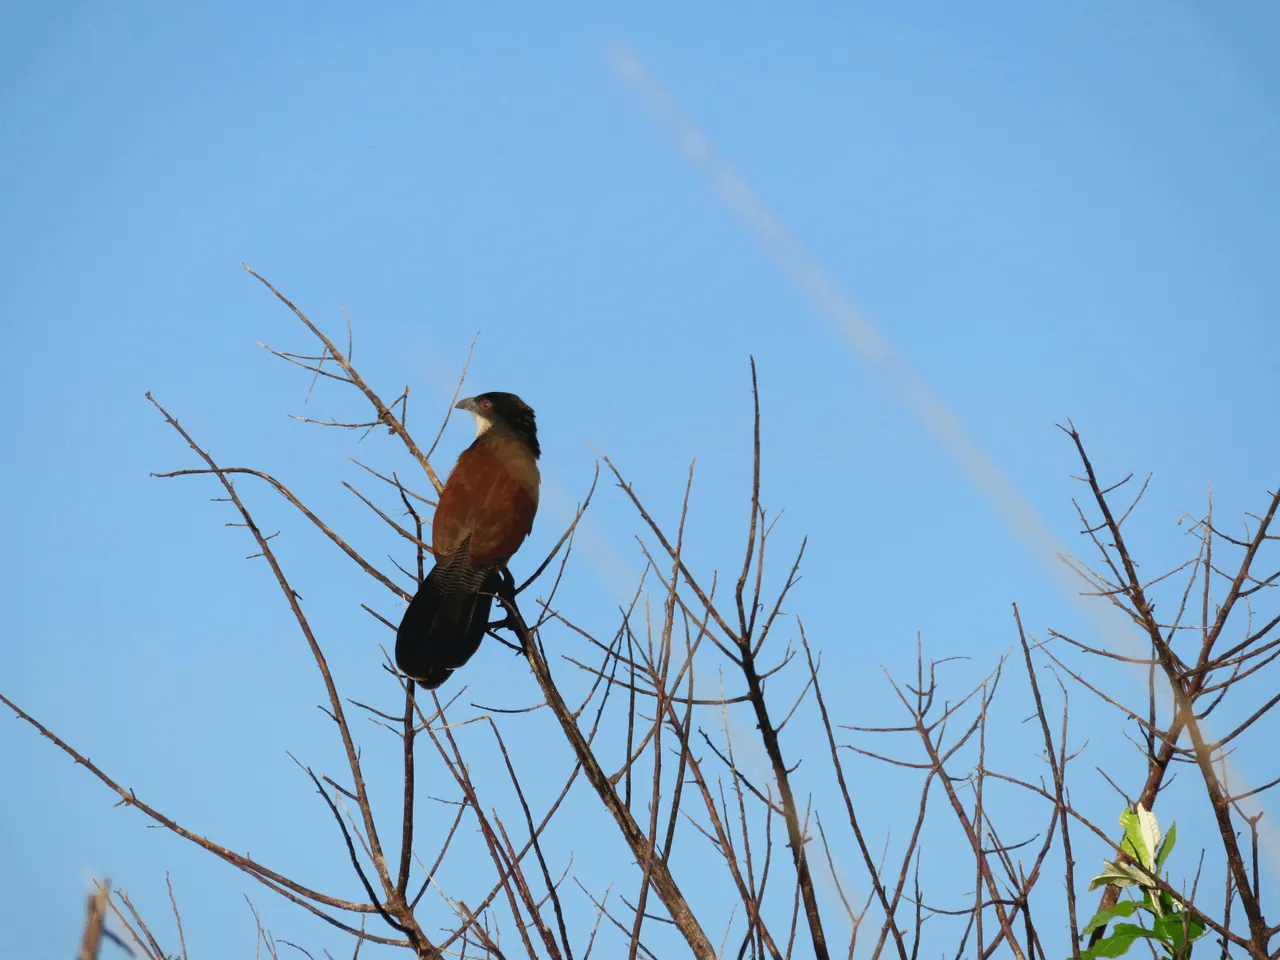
[395,392,540,689]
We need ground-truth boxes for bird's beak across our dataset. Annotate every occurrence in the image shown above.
[455,397,478,414]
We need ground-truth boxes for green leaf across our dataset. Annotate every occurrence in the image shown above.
[1082,930,1142,959]
[1154,821,1177,872]
[1136,804,1161,872]
[1083,923,1166,960]
[1149,888,1167,920]
[1160,888,1191,922]
[1153,913,1187,951]
[1081,900,1141,937]
[1119,807,1154,869]
[1111,923,1163,943]
[1119,808,1144,863]
[1150,908,1208,956]
[1186,914,1206,941]
[1089,860,1151,891]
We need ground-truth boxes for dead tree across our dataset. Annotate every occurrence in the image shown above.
[8,270,1276,959]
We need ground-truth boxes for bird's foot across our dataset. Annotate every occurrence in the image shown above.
[497,567,518,607]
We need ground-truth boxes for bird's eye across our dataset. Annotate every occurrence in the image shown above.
[481,399,492,410]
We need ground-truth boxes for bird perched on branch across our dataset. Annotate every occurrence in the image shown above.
[395,392,540,689]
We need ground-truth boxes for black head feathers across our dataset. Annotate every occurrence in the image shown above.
[456,392,539,458]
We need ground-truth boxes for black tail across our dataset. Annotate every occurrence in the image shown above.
[395,556,501,689]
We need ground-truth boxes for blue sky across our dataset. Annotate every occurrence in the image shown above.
[2,2,1278,957]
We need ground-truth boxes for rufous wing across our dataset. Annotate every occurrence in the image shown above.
[433,440,539,566]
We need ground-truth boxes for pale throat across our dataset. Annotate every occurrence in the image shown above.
[471,412,494,438]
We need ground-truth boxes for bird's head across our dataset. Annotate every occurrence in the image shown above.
[456,392,540,458]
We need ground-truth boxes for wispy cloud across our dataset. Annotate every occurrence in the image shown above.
[609,43,1278,876]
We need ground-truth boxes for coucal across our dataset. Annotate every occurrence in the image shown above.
[395,392,540,688]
